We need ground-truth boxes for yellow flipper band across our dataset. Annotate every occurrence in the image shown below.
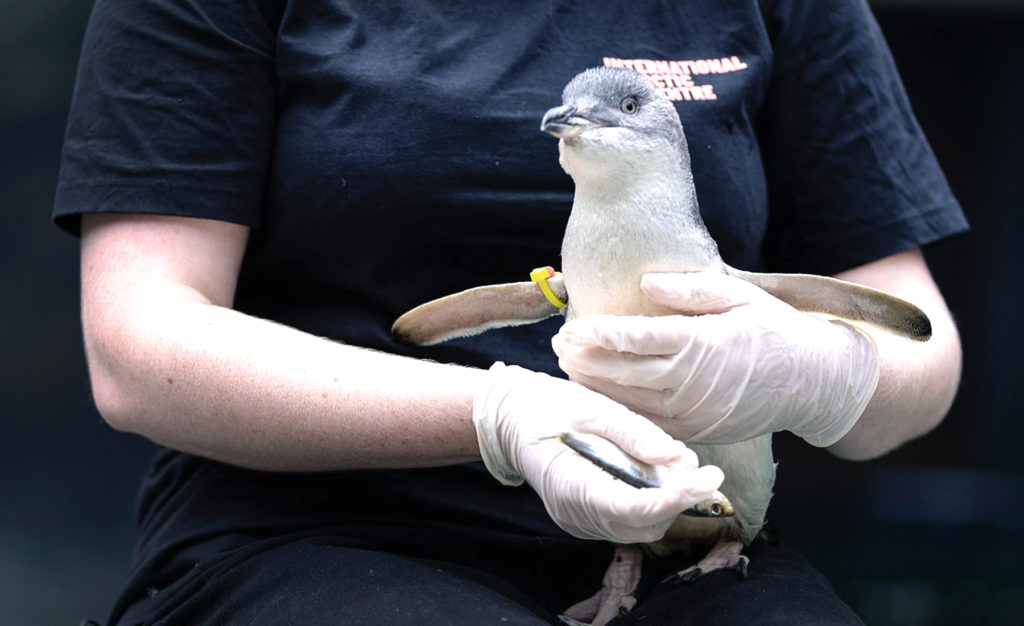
[530,266,566,309]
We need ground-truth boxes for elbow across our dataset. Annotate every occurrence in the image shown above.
[86,358,140,434]
[82,334,147,434]
[829,404,952,461]
[827,432,899,462]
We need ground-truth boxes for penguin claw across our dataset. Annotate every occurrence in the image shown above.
[732,555,750,577]
[660,541,750,586]
[661,566,702,585]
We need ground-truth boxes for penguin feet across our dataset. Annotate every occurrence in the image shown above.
[662,539,748,585]
[560,545,643,626]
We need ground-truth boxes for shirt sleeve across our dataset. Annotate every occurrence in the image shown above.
[757,0,968,275]
[52,0,282,234]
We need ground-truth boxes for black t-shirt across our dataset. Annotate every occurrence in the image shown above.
[54,0,966,621]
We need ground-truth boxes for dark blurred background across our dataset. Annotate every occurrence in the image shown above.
[2,1,1021,624]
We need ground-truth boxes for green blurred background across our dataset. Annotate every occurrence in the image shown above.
[1,1,1021,624]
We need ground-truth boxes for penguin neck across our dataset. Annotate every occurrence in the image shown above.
[569,145,693,211]
[564,145,720,268]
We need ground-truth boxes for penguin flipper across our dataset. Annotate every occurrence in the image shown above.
[392,277,566,346]
[728,268,931,341]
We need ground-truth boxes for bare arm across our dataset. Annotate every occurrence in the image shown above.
[81,213,486,471]
[828,248,962,460]
[81,213,729,544]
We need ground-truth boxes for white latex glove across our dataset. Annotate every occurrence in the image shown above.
[473,362,724,543]
[551,272,881,447]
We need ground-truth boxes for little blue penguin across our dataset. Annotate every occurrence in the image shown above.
[393,67,930,625]
[542,66,777,626]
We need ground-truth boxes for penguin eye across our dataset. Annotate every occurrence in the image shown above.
[619,96,639,114]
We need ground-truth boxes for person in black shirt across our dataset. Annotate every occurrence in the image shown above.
[55,1,966,624]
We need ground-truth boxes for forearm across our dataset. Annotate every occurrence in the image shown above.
[552,249,962,458]
[827,250,963,460]
[85,293,485,472]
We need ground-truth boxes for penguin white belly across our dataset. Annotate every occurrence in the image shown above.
[560,200,777,557]
[560,200,722,319]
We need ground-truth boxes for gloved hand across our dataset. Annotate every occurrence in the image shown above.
[551,272,881,447]
[473,361,724,543]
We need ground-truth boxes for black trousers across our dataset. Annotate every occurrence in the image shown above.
[119,530,864,625]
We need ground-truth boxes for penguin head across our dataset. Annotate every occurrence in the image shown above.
[541,67,688,179]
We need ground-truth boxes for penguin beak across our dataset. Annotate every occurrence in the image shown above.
[541,104,601,138]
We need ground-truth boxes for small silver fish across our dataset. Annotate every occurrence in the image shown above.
[558,431,733,518]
